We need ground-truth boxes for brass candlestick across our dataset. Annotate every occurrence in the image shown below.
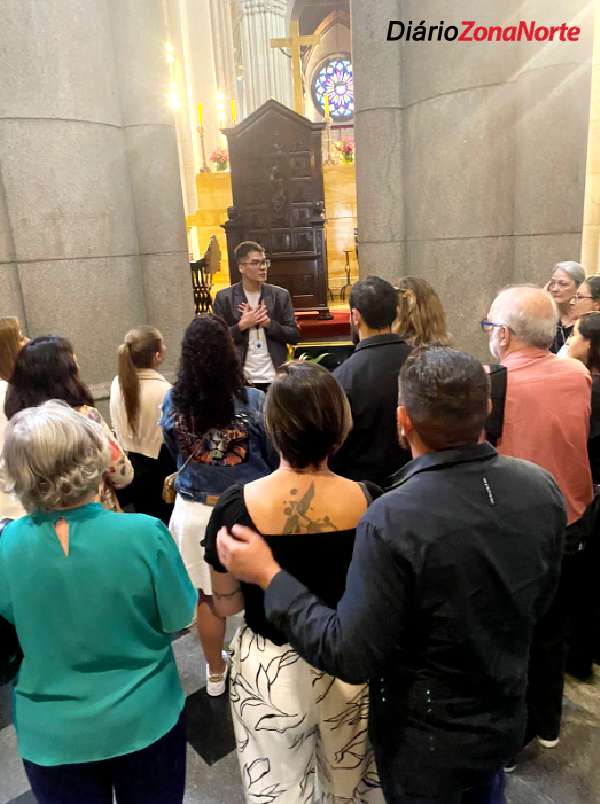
[197,125,211,173]
[324,115,336,166]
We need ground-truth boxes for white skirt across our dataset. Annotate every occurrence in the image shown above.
[168,494,214,593]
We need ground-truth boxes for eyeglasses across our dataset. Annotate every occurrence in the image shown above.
[240,258,271,268]
[480,319,512,333]
[548,280,572,289]
[575,292,594,300]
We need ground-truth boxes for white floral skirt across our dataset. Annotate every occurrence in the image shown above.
[229,625,383,803]
[168,494,213,593]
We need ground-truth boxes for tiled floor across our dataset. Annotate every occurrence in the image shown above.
[1,626,599,803]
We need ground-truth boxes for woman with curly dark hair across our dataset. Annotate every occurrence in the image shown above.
[160,314,275,695]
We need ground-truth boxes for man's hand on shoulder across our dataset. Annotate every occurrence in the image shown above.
[217,525,281,589]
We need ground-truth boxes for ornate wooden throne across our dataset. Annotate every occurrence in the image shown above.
[223,100,332,318]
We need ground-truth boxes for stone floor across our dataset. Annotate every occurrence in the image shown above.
[1,625,599,803]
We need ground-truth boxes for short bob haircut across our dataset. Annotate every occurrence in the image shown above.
[399,346,490,451]
[2,400,110,512]
[265,361,352,470]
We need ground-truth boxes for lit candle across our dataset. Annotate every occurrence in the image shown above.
[231,99,237,124]
[197,102,203,127]
[323,93,330,119]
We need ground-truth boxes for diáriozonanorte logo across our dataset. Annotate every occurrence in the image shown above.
[386,20,581,43]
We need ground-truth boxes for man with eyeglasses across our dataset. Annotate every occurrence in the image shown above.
[213,241,299,393]
[482,284,592,765]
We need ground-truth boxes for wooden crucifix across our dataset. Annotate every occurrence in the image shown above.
[270,20,320,115]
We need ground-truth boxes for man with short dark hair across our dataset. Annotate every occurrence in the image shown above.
[213,242,299,392]
[331,275,412,485]
[216,346,565,804]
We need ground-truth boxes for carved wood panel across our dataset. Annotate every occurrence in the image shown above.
[223,100,330,316]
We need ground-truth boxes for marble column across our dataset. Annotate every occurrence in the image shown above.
[351,0,593,356]
[0,0,146,387]
[210,0,237,105]
[111,0,193,376]
[0,0,191,396]
[240,0,293,114]
[582,0,600,273]
[0,168,26,324]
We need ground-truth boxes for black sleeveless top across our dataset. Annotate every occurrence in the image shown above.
[203,482,381,645]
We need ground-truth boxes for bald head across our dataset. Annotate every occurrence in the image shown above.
[489,286,558,351]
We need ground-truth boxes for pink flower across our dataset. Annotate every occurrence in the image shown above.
[335,137,355,157]
[210,148,228,166]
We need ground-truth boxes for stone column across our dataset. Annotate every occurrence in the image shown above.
[351,0,406,284]
[0,0,146,386]
[109,0,193,375]
[210,0,237,103]
[351,0,593,355]
[0,0,192,394]
[240,0,293,113]
[582,0,600,273]
[0,168,26,324]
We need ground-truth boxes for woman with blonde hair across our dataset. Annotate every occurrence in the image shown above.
[110,326,174,523]
[0,317,28,518]
[393,276,451,346]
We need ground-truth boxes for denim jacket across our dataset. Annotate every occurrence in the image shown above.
[160,387,275,500]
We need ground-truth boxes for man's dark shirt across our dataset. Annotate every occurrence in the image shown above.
[212,282,299,370]
[331,333,412,485]
[265,443,565,798]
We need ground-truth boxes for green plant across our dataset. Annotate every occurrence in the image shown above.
[297,352,331,364]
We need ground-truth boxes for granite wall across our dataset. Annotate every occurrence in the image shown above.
[0,0,192,401]
[351,0,594,355]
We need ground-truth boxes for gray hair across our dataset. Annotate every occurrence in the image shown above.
[1,400,110,512]
[554,261,585,286]
[492,285,558,349]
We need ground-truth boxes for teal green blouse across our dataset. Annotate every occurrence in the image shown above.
[0,503,197,766]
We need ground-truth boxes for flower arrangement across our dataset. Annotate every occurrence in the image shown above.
[335,137,355,163]
[210,148,229,171]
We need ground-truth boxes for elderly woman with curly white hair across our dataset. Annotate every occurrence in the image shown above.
[0,401,196,804]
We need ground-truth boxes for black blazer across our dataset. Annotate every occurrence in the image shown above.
[331,334,412,485]
[212,282,300,371]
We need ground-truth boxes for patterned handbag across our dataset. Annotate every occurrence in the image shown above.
[162,450,196,504]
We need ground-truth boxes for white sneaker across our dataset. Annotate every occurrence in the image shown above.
[206,651,229,697]
[537,736,560,749]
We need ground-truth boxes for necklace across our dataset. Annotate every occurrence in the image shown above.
[558,320,574,347]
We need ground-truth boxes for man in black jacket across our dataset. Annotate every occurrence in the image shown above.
[331,275,412,485]
[212,241,299,392]
[216,347,565,804]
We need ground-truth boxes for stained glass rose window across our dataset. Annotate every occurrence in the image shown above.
[312,55,353,120]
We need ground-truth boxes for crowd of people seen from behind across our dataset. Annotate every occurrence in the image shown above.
[0,244,599,804]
